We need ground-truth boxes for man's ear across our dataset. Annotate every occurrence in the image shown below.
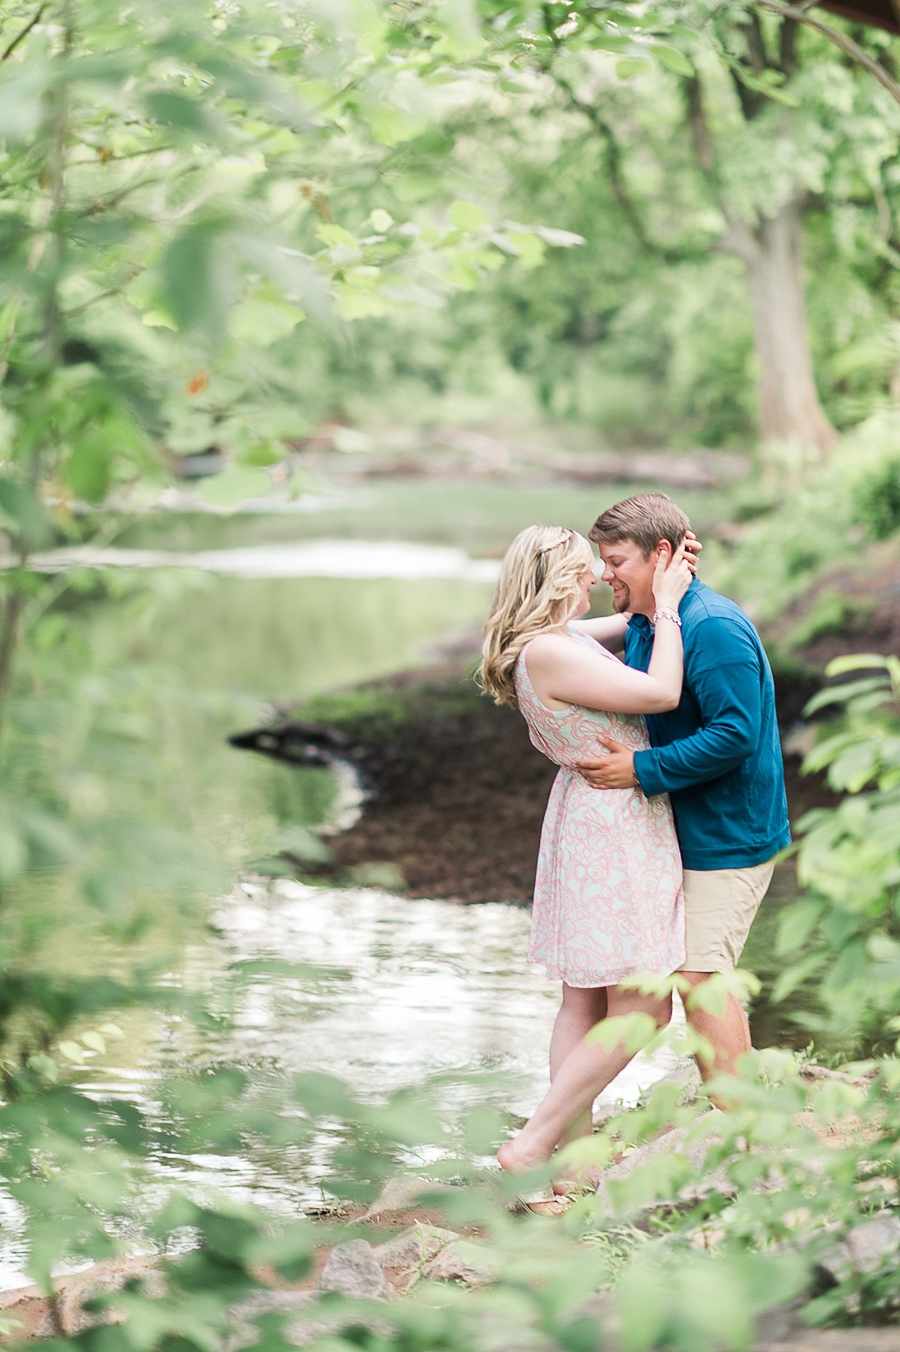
[655,539,671,562]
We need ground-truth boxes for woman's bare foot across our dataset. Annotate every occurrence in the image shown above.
[497,1140,568,1216]
[551,1163,604,1196]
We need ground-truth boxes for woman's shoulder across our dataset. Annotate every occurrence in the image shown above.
[524,629,601,668]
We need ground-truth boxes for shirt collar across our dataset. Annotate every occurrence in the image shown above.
[628,577,700,635]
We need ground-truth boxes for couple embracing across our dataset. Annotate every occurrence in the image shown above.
[478,493,790,1213]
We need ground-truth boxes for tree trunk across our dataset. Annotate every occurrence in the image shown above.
[718,198,838,453]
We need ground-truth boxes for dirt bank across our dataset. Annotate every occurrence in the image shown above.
[235,660,837,906]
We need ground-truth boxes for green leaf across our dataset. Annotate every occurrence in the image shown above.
[536,226,586,247]
[81,1032,107,1054]
[445,260,481,290]
[772,954,827,1003]
[335,287,388,319]
[228,298,304,347]
[317,223,357,250]
[433,0,485,59]
[0,68,45,142]
[368,103,426,147]
[653,45,694,76]
[368,208,394,233]
[586,1010,657,1053]
[805,676,888,714]
[825,654,893,678]
[58,1041,85,1064]
[507,231,546,269]
[66,411,146,505]
[449,201,489,231]
[0,474,51,551]
[26,1054,58,1082]
[616,58,648,79]
[144,91,213,134]
[161,220,234,338]
[776,898,824,955]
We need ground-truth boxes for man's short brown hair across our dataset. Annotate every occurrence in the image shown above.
[589,492,690,557]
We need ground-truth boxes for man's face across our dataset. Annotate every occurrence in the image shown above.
[597,539,660,616]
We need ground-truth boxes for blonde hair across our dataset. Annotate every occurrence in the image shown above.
[478,525,595,708]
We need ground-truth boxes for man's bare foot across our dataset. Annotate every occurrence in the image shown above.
[497,1140,568,1216]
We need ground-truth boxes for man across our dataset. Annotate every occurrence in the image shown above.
[577,492,790,1080]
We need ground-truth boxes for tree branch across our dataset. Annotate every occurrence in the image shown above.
[1,4,46,62]
[755,0,900,106]
[551,72,708,262]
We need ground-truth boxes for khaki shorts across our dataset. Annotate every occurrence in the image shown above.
[679,859,776,973]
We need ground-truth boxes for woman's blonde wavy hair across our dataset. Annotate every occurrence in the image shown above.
[477,525,595,708]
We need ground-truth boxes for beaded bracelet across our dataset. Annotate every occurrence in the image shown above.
[653,606,682,628]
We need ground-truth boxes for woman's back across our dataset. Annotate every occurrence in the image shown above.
[514,624,684,988]
[515,626,649,767]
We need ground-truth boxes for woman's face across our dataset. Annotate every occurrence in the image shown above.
[569,567,596,619]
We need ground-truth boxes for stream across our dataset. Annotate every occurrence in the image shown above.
[0,531,691,1289]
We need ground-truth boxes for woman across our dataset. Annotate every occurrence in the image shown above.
[478,525,692,1213]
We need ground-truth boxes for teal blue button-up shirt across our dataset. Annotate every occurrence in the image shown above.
[626,578,791,870]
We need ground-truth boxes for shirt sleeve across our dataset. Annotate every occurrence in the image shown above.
[632,616,761,797]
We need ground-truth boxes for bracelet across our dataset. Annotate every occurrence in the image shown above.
[653,606,682,628]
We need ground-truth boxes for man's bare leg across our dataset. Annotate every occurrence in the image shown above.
[680,970,751,1084]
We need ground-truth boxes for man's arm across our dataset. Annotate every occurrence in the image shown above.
[576,618,761,793]
[634,620,761,796]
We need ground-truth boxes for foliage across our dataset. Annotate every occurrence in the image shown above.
[712,409,900,627]
[4,2,900,1349]
[6,1037,900,1349]
[271,0,900,446]
[0,0,579,1330]
[770,653,900,1049]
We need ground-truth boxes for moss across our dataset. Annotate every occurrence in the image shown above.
[290,671,484,745]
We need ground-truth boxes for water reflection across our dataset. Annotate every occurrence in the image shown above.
[210,879,684,1118]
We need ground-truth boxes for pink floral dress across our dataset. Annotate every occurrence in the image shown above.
[515,626,685,988]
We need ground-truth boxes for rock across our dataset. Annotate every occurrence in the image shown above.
[285,1311,397,1348]
[751,1295,809,1345]
[362,1175,438,1220]
[754,1332,900,1350]
[317,1240,387,1299]
[643,1062,703,1104]
[0,1256,160,1340]
[225,1290,319,1351]
[818,1214,900,1283]
[373,1224,459,1273]
[422,1239,499,1287]
[595,1111,731,1215]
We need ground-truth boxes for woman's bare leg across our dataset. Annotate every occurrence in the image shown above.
[498,985,672,1176]
[549,985,608,1149]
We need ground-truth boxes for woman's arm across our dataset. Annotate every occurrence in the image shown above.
[526,621,683,715]
[526,546,691,714]
[570,614,629,653]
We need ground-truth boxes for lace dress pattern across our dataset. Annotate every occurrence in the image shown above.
[515,626,685,987]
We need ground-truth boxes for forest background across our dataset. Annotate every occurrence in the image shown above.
[4,0,900,1349]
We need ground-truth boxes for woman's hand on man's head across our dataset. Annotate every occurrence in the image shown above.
[684,530,702,573]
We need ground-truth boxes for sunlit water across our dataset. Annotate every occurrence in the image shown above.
[81,880,683,1212]
[29,539,501,581]
[0,878,685,1290]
